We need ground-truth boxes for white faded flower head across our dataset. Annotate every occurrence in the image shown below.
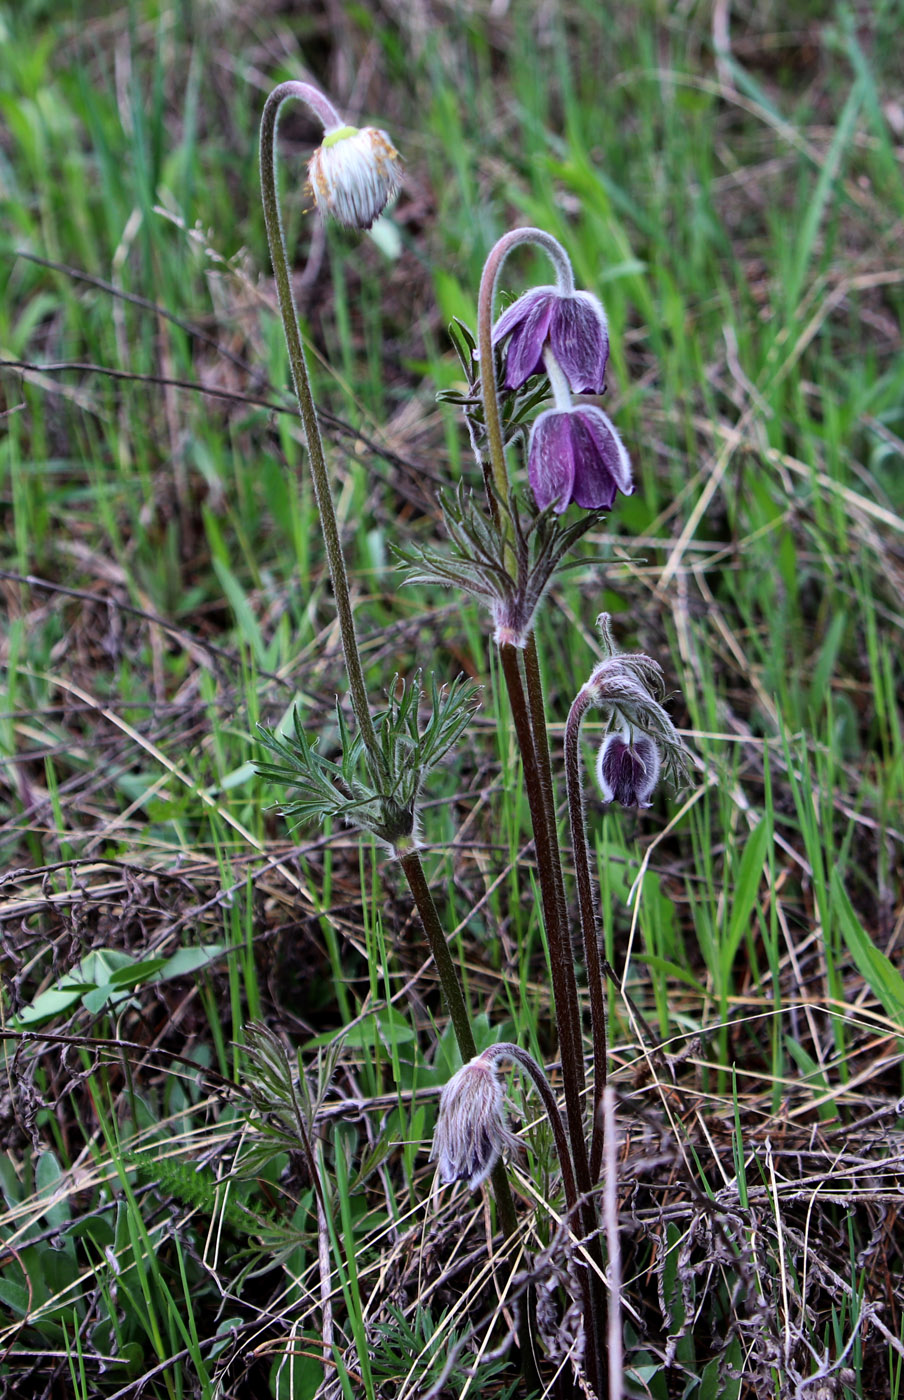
[307,124,402,230]
[430,1053,521,1191]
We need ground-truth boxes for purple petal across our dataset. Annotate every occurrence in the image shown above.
[569,406,633,509]
[492,286,556,345]
[597,735,660,807]
[549,291,609,394]
[527,410,577,513]
[564,416,617,510]
[503,297,556,389]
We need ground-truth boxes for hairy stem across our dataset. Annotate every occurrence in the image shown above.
[483,1044,577,1213]
[497,646,588,1174]
[467,222,610,1392]
[603,1087,623,1400]
[521,636,588,1134]
[565,686,608,1180]
[522,637,609,1400]
[397,854,520,1228]
[260,83,382,776]
[476,228,589,1181]
[397,849,477,1063]
[260,82,540,1394]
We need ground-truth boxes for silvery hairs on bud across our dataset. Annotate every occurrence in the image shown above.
[582,614,691,790]
[596,731,661,808]
[307,125,402,230]
[430,1054,522,1191]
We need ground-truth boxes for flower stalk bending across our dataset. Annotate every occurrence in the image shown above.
[259,82,524,1253]
[259,82,383,777]
[432,1043,604,1398]
[476,231,591,1192]
[401,850,521,1242]
[475,246,610,1394]
[568,616,691,1175]
[476,227,575,513]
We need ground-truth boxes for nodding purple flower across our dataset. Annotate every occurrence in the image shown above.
[597,733,661,808]
[527,404,633,514]
[430,1053,521,1191]
[492,286,609,393]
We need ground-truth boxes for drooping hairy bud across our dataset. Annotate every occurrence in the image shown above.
[596,732,661,808]
[581,614,691,795]
[307,125,402,230]
[430,1053,521,1191]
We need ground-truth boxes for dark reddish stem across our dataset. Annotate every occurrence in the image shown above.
[565,686,609,1179]
[498,644,587,1174]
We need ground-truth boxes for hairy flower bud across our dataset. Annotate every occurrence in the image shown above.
[580,615,691,797]
[430,1053,521,1191]
[307,125,402,230]
[596,732,661,808]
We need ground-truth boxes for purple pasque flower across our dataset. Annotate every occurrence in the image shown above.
[596,732,661,808]
[492,285,609,393]
[527,403,633,514]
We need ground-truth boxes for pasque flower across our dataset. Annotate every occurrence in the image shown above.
[528,403,633,514]
[430,1053,521,1191]
[307,124,402,230]
[576,614,691,805]
[523,346,632,514]
[596,732,661,808]
[493,286,609,393]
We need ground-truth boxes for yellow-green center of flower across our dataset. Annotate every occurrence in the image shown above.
[322,125,359,148]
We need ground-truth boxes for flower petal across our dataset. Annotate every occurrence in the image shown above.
[527,410,578,513]
[569,405,633,508]
[502,296,556,389]
[549,291,609,394]
[492,286,556,344]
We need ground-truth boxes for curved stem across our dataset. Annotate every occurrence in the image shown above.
[396,856,522,1225]
[477,226,588,1176]
[565,686,609,1180]
[261,81,537,1393]
[266,79,344,132]
[398,852,539,1389]
[260,84,382,776]
[483,1043,578,1212]
[476,228,606,1392]
[476,227,574,512]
